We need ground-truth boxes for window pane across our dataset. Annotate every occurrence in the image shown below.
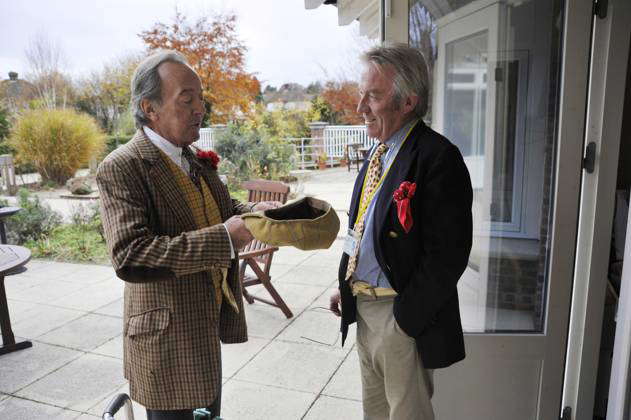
[409,0,564,333]
[444,31,488,158]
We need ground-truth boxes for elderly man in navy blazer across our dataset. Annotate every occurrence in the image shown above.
[330,43,473,420]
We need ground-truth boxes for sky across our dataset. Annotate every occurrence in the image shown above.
[0,0,371,87]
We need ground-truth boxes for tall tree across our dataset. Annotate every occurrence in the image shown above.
[139,11,260,124]
[24,34,75,109]
[76,54,140,133]
[320,80,363,125]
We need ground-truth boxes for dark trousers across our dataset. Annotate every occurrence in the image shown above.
[146,389,221,420]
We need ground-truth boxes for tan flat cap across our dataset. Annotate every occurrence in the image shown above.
[242,197,340,250]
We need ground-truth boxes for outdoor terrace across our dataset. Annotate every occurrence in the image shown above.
[0,167,364,420]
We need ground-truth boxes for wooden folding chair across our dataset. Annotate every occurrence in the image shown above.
[239,180,293,318]
[346,143,364,172]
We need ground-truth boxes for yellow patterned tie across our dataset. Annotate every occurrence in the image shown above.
[345,142,389,280]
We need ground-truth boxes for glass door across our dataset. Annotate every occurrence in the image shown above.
[407,0,593,418]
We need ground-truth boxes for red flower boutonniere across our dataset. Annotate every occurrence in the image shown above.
[196,149,221,170]
[393,181,416,233]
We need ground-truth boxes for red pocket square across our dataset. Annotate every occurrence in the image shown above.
[393,182,416,233]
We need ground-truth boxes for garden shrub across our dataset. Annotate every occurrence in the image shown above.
[25,224,108,264]
[214,122,294,186]
[0,107,10,142]
[29,201,106,263]
[105,134,133,157]
[9,108,106,185]
[2,188,62,244]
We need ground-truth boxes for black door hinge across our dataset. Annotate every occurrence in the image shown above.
[561,406,571,420]
[583,142,596,173]
[594,0,608,19]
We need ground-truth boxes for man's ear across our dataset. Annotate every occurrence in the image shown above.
[402,95,419,115]
[141,98,159,123]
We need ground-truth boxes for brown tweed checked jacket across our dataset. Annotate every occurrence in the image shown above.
[96,130,254,410]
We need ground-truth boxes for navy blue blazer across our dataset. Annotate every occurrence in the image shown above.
[338,120,473,369]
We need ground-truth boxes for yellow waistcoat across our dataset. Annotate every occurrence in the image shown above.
[162,152,238,312]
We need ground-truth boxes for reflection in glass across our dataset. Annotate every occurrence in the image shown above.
[444,31,487,158]
[409,0,564,333]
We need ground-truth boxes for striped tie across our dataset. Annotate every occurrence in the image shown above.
[345,142,389,280]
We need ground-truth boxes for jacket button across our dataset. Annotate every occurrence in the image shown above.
[388,231,398,238]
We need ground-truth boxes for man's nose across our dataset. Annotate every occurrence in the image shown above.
[357,94,368,114]
[194,97,205,116]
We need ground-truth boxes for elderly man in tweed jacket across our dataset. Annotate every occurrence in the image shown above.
[97,50,276,420]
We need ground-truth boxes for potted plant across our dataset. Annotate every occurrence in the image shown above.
[316,151,328,170]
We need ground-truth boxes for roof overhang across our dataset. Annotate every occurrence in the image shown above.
[304,0,380,39]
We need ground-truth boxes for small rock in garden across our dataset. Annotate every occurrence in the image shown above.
[66,177,93,195]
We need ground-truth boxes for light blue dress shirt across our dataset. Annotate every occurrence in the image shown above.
[353,119,416,288]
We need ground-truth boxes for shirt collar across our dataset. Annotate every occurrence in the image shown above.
[143,126,184,166]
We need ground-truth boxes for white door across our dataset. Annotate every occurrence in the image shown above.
[407,0,595,418]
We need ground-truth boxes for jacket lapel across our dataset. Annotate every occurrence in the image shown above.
[373,121,427,234]
[132,130,197,231]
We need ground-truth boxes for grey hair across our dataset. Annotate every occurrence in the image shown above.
[361,43,430,118]
[130,50,188,129]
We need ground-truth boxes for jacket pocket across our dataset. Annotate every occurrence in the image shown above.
[125,307,170,338]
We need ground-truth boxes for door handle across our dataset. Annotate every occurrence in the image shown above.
[582,142,596,173]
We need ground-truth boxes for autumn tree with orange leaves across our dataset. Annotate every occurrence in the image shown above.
[139,12,260,124]
[320,81,363,125]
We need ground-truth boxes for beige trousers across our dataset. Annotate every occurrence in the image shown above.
[356,295,435,420]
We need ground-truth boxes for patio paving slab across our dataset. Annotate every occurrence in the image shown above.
[247,282,328,313]
[24,262,90,280]
[0,397,80,420]
[266,262,295,280]
[0,342,82,394]
[221,336,270,378]
[234,340,347,393]
[15,353,126,412]
[53,264,116,285]
[5,299,40,323]
[12,305,86,338]
[303,395,363,419]
[276,307,345,347]
[50,280,123,312]
[242,303,294,339]
[36,313,122,351]
[275,263,338,287]
[322,349,363,401]
[221,379,316,420]
[92,297,124,318]
[91,335,123,360]
[4,273,46,293]
[10,278,91,304]
[271,247,315,265]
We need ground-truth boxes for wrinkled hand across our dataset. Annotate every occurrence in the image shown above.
[329,290,341,317]
[253,201,282,212]
[225,215,254,249]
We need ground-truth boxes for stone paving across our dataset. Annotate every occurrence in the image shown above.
[0,167,365,420]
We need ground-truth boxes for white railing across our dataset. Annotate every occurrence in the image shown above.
[195,124,375,170]
[323,125,375,159]
[194,125,227,151]
[288,125,377,169]
[287,138,318,169]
